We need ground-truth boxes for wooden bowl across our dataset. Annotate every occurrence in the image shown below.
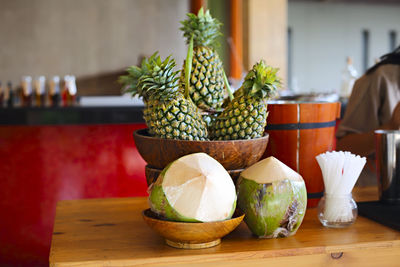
[133,129,269,170]
[142,209,244,249]
[145,165,243,186]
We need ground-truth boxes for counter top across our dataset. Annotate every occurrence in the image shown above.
[49,187,400,267]
[1,96,345,126]
[0,106,144,125]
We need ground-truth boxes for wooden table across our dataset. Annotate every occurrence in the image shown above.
[50,187,400,266]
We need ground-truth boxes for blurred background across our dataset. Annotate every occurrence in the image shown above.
[1,0,398,99]
[1,0,400,266]
[288,0,400,94]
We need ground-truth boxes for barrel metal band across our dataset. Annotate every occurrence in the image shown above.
[307,191,324,199]
[266,120,336,130]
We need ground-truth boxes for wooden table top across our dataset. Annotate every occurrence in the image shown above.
[50,187,400,267]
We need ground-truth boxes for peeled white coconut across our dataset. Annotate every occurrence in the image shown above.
[149,152,237,222]
[237,156,307,238]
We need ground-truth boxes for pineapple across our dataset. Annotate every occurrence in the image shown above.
[180,8,226,111]
[120,53,208,141]
[211,61,280,140]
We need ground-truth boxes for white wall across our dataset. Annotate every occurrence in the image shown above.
[0,0,189,92]
[288,2,400,93]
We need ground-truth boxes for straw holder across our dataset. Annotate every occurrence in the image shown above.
[316,151,366,228]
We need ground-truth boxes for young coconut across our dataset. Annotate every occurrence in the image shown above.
[149,152,237,222]
[237,156,307,238]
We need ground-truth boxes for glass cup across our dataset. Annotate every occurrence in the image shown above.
[318,193,357,228]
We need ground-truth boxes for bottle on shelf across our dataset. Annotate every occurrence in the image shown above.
[21,76,33,107]
[339,56,358,99]
[0,81,3,107]
[48,76,60,107]
[34,76,46,107]
[6,81,14,108]
[62,75,77,106]
[68,75,77,106]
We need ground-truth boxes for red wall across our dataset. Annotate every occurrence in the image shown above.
[0,123,147,266]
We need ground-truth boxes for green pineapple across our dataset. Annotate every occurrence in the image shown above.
[201,110,221,129]
[180,8,226,111]
[120,53,208,141]
[211,61,280,140]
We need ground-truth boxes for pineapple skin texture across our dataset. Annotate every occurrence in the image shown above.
[211,96,268,140]
[143,94,209,141]
[201,111,220,129]
[182,46,225,110]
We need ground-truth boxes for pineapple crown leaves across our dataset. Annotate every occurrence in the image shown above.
[119,52,180,102]
[241,60,281,99]
[180,7,222,48]
[119,62,147,97]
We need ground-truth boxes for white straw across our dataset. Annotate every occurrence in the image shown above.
[316,151,366,223]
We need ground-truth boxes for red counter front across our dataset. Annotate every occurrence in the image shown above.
[0,123,147,266]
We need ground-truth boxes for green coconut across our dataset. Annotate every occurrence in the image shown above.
[237,156,307,238]
[148,152,237,222]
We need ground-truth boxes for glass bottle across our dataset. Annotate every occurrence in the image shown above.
[63,75,77,106]
[0,81,3,107]
[318,193,357,228]
[6,82,14,108]
[67,75,77,106]
[48,76,60,107]
[34,76,46,107]
[339,57,358,99]
[21,76,33,107]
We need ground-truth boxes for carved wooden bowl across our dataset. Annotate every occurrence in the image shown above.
[133,129,269,170]
[142,209,244,249]
[145,165,244,186]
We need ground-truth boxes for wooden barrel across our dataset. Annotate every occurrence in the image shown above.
[264,101,341,207]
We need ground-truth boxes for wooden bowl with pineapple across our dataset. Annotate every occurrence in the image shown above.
[134,129,269,171]
[121,9,280,183]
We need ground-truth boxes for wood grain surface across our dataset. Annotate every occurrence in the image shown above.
[133,129,269,170]
[50,186,400,266]
[142,209,244,249]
